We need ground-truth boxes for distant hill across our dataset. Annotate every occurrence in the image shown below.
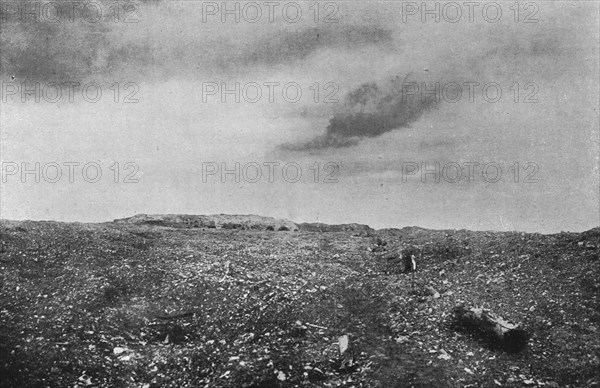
[114,214,378,234]
[113,213,299,231]
[297,222,374,234]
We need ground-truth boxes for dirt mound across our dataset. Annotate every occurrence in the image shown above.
[113,214,299,231]
[298,222,374,234]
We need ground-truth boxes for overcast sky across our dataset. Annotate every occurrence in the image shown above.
[1,1,598,232]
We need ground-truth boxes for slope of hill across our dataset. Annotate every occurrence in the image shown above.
[114,214,299,231]
[0,218,598,387]
[297,222,374,234]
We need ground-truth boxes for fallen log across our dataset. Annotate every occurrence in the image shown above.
[452,305,529,352]
[155,311,195,320]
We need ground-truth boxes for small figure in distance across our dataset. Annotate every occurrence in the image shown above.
[403,251,417,273]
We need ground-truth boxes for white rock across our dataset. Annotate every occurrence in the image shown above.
[438,350,452,360]
[277,371,286,381]
[339,335,349,354]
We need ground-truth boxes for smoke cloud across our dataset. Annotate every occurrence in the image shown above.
[282,76,439,150]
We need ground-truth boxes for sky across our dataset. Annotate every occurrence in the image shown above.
[0,0,599,233]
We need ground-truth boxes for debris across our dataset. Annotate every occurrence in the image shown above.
[339,335,349,355]
[276,371,286,381]
[395,336,409,344]
[219,260,231,282]
[305,322,329,330]
[292,321,308,337]
[156,311,194,320]
[438,349,452,360]
[426,286,440,299]
[453,305,529,352]
[1,218,597,387]
[78,374,93,386]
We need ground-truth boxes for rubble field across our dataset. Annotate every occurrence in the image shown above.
[0,218,598,387]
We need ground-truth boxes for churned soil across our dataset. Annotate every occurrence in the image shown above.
[0,218,598,387]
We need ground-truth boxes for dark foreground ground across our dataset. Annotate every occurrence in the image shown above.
[0,217,598,387]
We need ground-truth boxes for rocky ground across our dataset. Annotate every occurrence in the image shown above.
[0,216,598,387]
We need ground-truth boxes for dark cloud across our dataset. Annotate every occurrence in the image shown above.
[282,76,439,151]
[244,25,393,65]
[0,10,111,82]
[0,0,204,82]
[1,0,392,83]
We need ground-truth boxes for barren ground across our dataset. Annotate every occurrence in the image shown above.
[0,218,598,387]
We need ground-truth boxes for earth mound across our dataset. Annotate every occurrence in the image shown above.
[113,214,299,231]
[298,222,374,234]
